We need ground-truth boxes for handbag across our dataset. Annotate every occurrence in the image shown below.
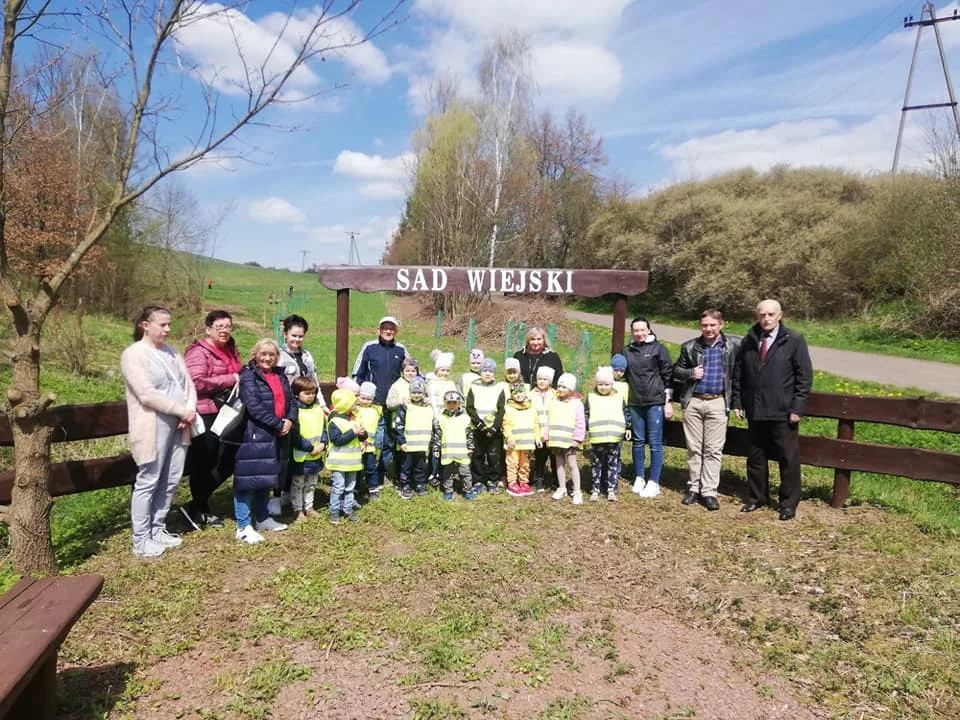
[210,381,245,437]
[189,413,206,438]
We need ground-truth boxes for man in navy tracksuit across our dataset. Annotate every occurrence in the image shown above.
[352,316,408,483]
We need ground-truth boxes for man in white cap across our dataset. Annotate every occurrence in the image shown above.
[352,316,408,407]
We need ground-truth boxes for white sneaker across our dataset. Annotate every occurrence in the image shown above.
[152,529,183,548]
[133,538,166,557]
[632,477,645,494]
[640,480,661,498]
[235,525,264,544]
[255,517,288,532]
[608,491,618,502]
[551,487,567,500]
[267,497,283,516]
[572,491,584,506]
[589,491,600,503]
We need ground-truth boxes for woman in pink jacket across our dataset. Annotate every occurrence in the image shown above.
[181,310,242,530]
[121,305,197,557]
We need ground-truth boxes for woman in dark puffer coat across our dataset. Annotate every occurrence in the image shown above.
[233,339,296,544]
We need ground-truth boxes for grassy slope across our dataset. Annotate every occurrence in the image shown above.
[1,261,959,719]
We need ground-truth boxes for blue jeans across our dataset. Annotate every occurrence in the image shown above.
[330,470,357,519]
[629,404,664,482]
[362,453,379,492]
[234,488,270,529]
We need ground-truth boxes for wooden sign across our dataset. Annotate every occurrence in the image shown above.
[317,265,648,298]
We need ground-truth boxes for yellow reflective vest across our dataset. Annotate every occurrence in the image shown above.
[530,387,555,444]
[326,415,362,471]
[401,403,435,453]
[438,411,471,465]
[614,379,629,401]
[547,397,578,449]
[293,405,326,462]
[469,381,504,426]
[356,404,382,454]
[459,371,479,396]
[503,402,539,451]
[586,391,626,444]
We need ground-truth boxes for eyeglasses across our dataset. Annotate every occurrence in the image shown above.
[211,324,232,332]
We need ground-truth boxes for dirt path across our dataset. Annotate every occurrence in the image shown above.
[567,309,960,398]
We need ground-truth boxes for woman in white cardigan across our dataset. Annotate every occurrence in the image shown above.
[120,305,198,557]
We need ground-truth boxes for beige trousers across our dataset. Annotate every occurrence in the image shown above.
[682,396,728,497]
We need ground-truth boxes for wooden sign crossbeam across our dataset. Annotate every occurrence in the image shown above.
[317,265,649,377]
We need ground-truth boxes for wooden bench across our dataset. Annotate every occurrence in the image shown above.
[0,574,104,720]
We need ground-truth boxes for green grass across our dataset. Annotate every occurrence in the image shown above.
[570,298,960,365]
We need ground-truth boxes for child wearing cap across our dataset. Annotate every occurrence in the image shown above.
[611,354,629,400]
[394,376,435,499]
[547,373,586,505]
[531,366,558,493]
[384,357,420,487]
[466,358,506,493]
[460,348,484,396]
[327,387,367,524]
[503,383,539,497]
[427,350,457,487]
[356,381,383,500]
[289,376,328,522]
[432,389,477,501]
[585,367,631,502]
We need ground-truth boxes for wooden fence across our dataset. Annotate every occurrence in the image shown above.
[2,387,959,508]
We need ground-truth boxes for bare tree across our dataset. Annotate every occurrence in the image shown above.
[0,0,400,574]
[477,32,531,267]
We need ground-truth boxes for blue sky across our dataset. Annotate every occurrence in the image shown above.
[155,0,960,269]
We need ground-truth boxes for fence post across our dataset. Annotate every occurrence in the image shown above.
[505,320,515,361]
[547,323,557,349]
[467,318,476,351]
[575,331,592,389]
[831,419,855,508]
[517,322,527,353]
[435,310,444,338]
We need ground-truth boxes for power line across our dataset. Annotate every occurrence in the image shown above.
[892,2,960,172]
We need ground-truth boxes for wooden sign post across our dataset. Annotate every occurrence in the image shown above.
[317,265,649,377]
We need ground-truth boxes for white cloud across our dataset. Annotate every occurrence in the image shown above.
[657,113,929,179]
[532,43,622,101]
[172,2,392,102]
[333,150,415,180]
[248,196,307,225]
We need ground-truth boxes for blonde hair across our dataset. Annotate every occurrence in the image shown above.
[249,338,281,362]
[524,326,550,349]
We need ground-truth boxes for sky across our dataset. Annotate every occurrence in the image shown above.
[140,0,960,269]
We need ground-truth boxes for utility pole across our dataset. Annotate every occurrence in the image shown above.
[346,231,362,265]
[893,3,960,172]
[300,249,310,273]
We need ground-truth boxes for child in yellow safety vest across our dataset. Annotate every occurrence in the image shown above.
[503,383,539,497]
[611,354,629,402]
[585,366,631,503]
[431,390,479,501]
[530,365,558,493]
[427,349,457,487]
[327,386,367,524]
[356,382,383,500]
[289,376,328,522]
[459,348,484,396]
[466,358,506,493]
[547,373,586,505]
[394,376,435,499]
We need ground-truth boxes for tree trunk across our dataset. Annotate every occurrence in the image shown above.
[6,329,58,575]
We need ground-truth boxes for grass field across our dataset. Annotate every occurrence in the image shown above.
[1,260,959,719]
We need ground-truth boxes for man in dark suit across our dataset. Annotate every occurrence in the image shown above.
[732,299,813,520]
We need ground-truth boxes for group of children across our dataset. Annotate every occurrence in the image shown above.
[284,346,635,523]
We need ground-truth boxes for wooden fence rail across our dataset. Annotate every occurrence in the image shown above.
[1,389,958,507]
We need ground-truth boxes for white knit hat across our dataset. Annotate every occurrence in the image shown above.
[358,381,377,399]
[536,366,555,381]
[431,348,455,370]
[557,372,577,390]
[505,357,521,371]
[595,366,615,384]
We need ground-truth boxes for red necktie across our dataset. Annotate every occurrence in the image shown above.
[760,334,770,364]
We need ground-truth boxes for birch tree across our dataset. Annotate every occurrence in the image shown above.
[477,32,530,267]
[0,0,400,574]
